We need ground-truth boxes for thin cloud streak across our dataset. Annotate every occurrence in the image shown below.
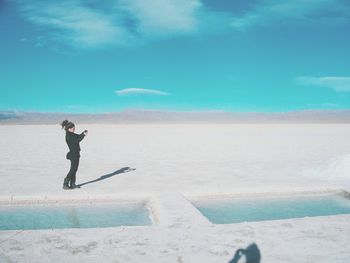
[296,76,350,92]
[116,88,170,96]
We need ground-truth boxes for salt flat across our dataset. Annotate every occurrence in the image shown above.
[0,124,350,262]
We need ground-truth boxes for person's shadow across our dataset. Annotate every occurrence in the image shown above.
[77,167,135,187]
[229,243,261,263]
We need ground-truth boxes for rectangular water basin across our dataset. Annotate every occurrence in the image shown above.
[192,193,350,224]
[0,201,153,230]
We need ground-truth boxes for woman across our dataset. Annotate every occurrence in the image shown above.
[61,120,88,190]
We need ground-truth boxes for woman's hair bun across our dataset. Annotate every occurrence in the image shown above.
[61,120,75,131]
[61,120,69,129]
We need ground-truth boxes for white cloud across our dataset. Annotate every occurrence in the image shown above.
[296,76,350,92]
[231,0,350,30]
[115,88,170,96]
[18,0,136,48]
[17,0,206,49]
[120,0,202,37]
[19,0,347,49]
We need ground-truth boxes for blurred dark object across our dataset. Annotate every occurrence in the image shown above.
[229,243,261,263]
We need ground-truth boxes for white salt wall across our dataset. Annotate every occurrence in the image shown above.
[303,154,350,187]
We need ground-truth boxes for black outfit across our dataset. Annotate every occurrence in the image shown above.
[64,131,85,188]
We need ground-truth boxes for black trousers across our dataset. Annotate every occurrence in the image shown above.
[65,157,80,186]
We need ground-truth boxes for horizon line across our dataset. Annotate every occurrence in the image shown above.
[1,108,350,115]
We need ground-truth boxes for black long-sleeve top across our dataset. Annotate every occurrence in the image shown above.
[66,131,85,157]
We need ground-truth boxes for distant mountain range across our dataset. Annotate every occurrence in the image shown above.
[1,109,350,124]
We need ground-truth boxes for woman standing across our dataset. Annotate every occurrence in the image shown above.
[61,120,88,190]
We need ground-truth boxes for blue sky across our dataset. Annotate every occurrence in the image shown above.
[1,0,350,113]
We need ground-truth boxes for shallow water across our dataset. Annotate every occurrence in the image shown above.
[193,194,350,224]
[0,202,152,230]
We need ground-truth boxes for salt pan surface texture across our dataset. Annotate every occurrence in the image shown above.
[193,193,350,224]
[0,202,152,230]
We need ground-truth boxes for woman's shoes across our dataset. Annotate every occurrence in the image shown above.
[70,184,81,189]
[63,178,70,190]
[63,178,81,190]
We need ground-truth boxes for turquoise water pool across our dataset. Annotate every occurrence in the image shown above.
[0,202,152,230]
[193,193,350,224]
